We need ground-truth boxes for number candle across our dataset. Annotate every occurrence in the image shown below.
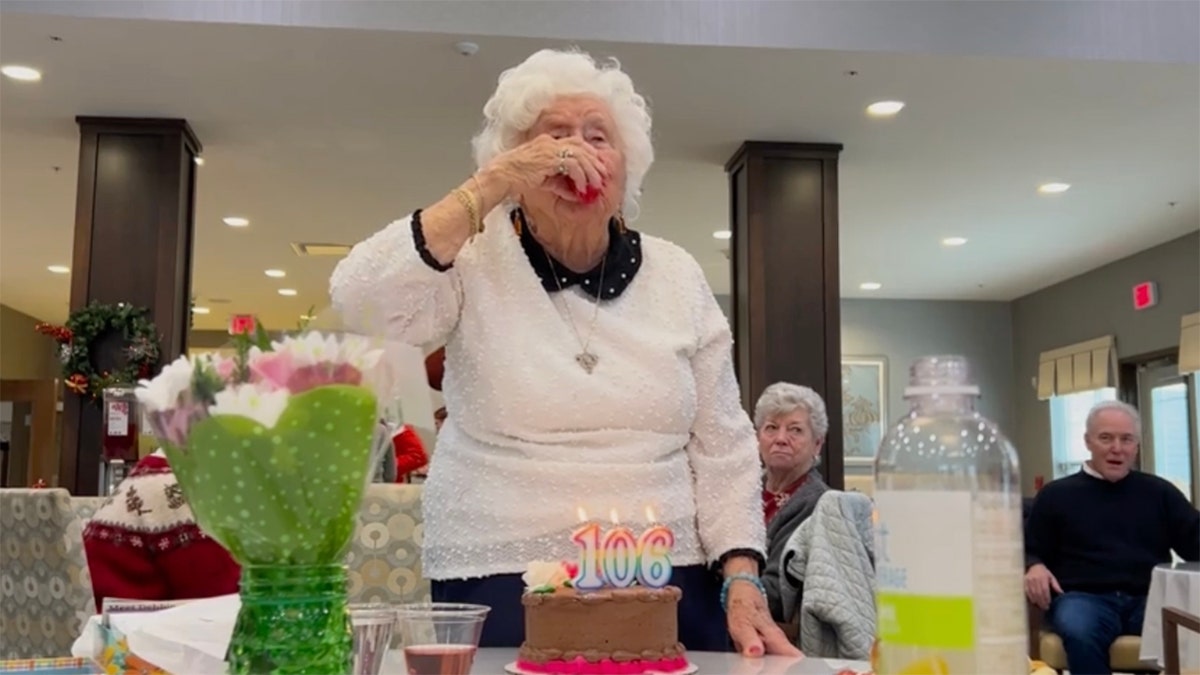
[571,507,606,591]
[601,509,639,588]
[636,506,675,588]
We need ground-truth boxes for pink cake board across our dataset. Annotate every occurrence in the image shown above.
[505,662,698,675]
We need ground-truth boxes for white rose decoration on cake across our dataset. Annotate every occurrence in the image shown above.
[522,560,579,593]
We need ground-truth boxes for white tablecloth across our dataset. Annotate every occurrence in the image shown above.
[70,594,871,675]
[1140,562,1200,670]
[383,648,870,674]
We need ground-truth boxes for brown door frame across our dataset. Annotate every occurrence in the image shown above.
[0,379,60,486]
[1118,347,1180,474]
[1117,348,1178,406]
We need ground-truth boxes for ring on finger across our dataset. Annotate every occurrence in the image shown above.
[558,148,573,159]
[556,162,569,175]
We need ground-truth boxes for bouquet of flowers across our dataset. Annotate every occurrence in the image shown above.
[136,325,394,674]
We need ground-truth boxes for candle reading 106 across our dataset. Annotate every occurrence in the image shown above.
[571,507,675,590]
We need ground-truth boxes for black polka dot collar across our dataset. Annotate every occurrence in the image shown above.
[511,209,642,301]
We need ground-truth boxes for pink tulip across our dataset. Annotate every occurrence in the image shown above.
[249,351,296,391]
[149,400,208,448]
[212,357,236,382]
[283,363,363,395]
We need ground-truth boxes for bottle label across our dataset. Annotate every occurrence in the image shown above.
[106,401,129,437]
[875,489,1028,673]
[875,490,975,649]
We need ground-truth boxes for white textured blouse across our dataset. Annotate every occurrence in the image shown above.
[330,209,765,580]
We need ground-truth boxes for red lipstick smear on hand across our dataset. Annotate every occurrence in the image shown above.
[576,184,602,205]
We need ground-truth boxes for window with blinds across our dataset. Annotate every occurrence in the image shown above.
[1036,335,1117,400]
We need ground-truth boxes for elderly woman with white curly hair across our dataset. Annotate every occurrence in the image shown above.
[753,382,832,622]
[331,49,796,658]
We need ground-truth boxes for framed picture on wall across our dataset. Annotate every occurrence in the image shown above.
[841,356,888,466]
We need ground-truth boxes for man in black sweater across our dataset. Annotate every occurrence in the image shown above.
[1025,400,1200,675]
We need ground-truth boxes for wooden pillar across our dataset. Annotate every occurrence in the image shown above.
[726,142,845,489]
[59,117,200,495]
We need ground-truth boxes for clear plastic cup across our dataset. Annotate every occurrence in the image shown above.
[350,603,397,675]
[395,603,490,675]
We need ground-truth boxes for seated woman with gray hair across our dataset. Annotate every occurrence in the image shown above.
[332,48,796,659]
[754,382,832,621]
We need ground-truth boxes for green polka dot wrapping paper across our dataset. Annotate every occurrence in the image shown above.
[135,331,394,674]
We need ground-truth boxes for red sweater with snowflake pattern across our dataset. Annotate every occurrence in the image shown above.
[82,452,240,611]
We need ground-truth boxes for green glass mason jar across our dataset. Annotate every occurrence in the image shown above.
[228,564,352,674]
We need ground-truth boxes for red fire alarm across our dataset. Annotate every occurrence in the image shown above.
[228,314,256,335]
[1132,282,1158,311]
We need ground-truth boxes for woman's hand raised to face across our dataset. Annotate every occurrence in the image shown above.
[415,134,612,268]
[482,134,609,203]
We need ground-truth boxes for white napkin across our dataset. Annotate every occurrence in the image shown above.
[130,594,240,674]
[71,595,240,674]
[70,612,157,659]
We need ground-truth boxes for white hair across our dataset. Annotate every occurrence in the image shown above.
[1086,400,1142,439]
[753,382,830,439]
[471,49,654,220]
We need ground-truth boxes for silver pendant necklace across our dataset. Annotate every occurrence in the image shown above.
[543,250,606,374]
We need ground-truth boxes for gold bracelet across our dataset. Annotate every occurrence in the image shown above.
[468,174,486,235]
[451,187,481,236]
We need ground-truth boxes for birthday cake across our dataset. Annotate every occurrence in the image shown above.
[515,561,689,675]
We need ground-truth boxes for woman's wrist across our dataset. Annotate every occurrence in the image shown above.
[720,573,767,611]
[415,166,514,268]
[721,554,760,578]
[713,547,765,578]
[470,165,512,215]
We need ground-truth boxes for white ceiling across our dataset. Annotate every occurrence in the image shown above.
[9,0,1199,66]
[1,11,1197,332]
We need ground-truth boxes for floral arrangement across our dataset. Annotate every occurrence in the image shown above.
[37,301,160,400]
[523,560,580,594]
[136,326,393,673]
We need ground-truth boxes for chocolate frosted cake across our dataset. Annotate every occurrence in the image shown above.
[518,586,688,675]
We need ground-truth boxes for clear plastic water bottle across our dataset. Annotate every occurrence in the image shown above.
[873,355,1027,674]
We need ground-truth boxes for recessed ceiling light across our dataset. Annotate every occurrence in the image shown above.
[2,65,42,82]
[191,306,210,315]
[942,237,968,247]
[1038,182,1071,194]
[712,230,732,240]
[866,100,905,117]
[278,288,298,297]
[223,216,249,227]
[47,265,70,274]
[264,269,286,278]
[194,156,205,166]
[860,282,883,291]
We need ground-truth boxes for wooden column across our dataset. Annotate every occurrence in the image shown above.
[59,117,200,495]
[726,142,845,489]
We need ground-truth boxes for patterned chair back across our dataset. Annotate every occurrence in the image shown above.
[347,483,430,605]
[0,484,429,659]
[0,489,100,659]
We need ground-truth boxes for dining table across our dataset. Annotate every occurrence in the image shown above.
[382,649,872,674]
[1139,561,1200,670]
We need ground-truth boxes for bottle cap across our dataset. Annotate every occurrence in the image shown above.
[905,355,981,396]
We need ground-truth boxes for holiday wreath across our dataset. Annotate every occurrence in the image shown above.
[37,301,161,400]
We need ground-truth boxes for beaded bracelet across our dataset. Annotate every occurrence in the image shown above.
[720,573,767,612]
